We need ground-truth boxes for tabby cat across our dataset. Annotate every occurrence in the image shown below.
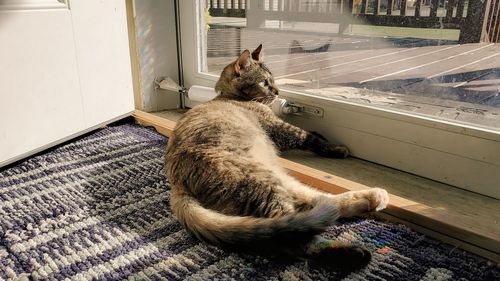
[165,44,389,270]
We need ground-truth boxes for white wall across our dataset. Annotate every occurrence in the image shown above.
[133,0,180,111]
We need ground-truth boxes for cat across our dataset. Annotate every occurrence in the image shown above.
[165,44,389,270]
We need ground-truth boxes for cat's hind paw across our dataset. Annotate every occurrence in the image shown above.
[307,132,350,158]
[370,188,389,211]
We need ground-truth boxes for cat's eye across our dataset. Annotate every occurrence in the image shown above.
[258,79,270,88]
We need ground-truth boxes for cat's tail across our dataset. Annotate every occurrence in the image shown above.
[170,189,340,249]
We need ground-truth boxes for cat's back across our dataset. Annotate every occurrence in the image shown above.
[167,100,270,154]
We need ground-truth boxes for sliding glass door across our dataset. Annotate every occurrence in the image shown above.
[179,0,500,199]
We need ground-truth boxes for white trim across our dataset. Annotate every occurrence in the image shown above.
[0,0,68,10]
[179,0,500,199]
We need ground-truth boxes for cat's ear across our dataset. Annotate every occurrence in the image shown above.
[235,49,251,75]
[251,44,263,61]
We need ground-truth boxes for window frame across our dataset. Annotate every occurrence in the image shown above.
[178,0,500,199]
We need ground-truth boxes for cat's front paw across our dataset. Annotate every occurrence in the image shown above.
[318,144,350,158]
[306,132,350,158]
[330,145,350,158]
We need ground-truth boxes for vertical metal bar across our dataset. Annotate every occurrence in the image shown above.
[173,0,184,108]
[486,0,493,41]
[415,0,422,17]
[217,0,221,9]
[480,0,493,42]
[359,0,368,14]
[489,0,500,42]
[456,0,465,17]
[430,0,438,18]
[231,0,235,9]
[496,1,500,41]
[486,0,496,31]
[278,0,283,11]
[446,0,455,19]
[374,0,380,14]
[400,0,407,15]
[387,0,393,15]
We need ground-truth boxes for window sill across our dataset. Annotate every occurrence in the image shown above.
[134,109,500,262]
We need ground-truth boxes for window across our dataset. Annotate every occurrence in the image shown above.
[179,0,500,199]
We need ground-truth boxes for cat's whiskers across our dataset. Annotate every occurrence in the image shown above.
[263,95,277,105]
[251,96,266,102]
[250,95,276,105]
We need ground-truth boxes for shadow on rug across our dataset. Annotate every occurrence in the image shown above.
[0,124,498,280]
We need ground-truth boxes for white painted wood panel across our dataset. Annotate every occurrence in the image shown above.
[0,0,135,167]
[0,8,86,166]
[0,0,68,10]
[70,0,134,127]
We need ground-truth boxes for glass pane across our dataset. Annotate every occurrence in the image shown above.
[199,0,500,131]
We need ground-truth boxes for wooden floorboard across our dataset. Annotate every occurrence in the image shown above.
[276,47,419,79]
[427,48,500,79]
[135,110,500,262]
[269,50,374,74]
[318,45,461,82]
[362,44,495,83]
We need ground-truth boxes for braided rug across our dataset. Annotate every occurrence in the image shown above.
[0,124,498,280]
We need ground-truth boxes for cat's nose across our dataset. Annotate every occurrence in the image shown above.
[270,87,279,95]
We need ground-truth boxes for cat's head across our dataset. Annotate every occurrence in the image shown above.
[215,44,279,104]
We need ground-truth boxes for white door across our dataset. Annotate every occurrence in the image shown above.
[0,0,134,167]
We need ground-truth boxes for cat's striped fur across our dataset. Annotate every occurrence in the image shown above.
[165,45,389,269]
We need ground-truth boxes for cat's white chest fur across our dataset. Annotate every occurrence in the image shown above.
[248,133,280,171]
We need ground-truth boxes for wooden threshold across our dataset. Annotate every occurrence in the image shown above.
[133,109,500,262]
